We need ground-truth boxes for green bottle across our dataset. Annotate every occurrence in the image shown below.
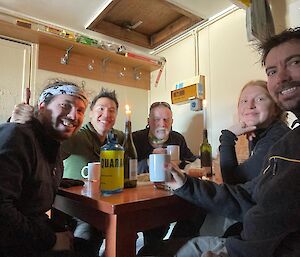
[200,129,213,177]
[122,117,138,188]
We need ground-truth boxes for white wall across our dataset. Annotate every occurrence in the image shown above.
[0,38,31,123]
[200,10,265,156]
[152,9,265,156]
[150,36,200,154]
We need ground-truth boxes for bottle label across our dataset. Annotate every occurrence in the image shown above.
[129,159,138,180]
[201,151,212,167]
[100,150,124,193]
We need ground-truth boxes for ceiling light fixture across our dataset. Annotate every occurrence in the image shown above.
[123,20,143,31]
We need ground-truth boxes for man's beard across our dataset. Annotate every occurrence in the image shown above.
[47,118,79,141]
[154,127,170,140]
[274,80,300,113]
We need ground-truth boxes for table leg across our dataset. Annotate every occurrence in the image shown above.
[105,214,137,257]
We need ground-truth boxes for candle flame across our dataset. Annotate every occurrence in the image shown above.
[125,104,131,121]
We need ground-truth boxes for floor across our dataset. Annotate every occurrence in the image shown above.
[98,215,234,255]
[99,223,175,255]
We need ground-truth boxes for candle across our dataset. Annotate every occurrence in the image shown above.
[125,104,131,122]
[202,99,207,129]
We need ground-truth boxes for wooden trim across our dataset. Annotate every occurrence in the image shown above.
[151,16,195,47]
[93,20,150,49]
[0,20,159,71]
[85,0,203,49]
[0,20,161,89]
[39,44,150,90]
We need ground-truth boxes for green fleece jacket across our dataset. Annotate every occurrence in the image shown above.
[63,122,124,179]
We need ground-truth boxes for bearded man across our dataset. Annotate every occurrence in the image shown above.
[133,101,202,247]
[133,101,197,174]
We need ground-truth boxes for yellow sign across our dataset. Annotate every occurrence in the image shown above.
[171,75,205,104]
[171,84,198,104]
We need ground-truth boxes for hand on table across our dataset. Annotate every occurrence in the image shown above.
[60,178,85,188]
[11,103,34,124]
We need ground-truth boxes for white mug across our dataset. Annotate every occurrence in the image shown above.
[149,154,171,182]
[167,145,180,163]
[81,162,101,181]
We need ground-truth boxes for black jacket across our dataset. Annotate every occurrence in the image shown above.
[219,120,290,184]
[175,125,300,257]
[0,119,63,256]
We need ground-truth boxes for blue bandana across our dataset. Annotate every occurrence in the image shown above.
[38,83,88,106]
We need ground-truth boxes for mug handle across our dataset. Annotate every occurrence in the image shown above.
[81,166,88,178]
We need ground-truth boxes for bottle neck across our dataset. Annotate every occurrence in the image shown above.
[125,121,132,137]
[202,129,208,143]
[107,131,117,143]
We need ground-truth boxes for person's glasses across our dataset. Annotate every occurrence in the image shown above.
[150,102,171,111]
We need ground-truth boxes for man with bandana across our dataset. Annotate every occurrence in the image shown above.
[11,87,123,257]
[0,81,88,257]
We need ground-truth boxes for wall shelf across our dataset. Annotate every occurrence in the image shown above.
[0,20,162,89]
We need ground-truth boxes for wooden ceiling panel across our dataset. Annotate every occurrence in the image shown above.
[87,0,204,49]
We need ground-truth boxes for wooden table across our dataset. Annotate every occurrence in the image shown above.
[52,182,198,257]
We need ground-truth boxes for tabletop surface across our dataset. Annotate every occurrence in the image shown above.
[57,182,177,214]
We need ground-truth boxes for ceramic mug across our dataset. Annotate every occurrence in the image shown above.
[81,162,101,182]
[149,154,171,182]
[166,145,180,163]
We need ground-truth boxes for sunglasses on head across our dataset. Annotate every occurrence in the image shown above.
[150,102,171,111]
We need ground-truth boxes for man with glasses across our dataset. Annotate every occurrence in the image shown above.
[133,101,203,247]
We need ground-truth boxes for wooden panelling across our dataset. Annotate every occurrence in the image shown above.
[39,44,150,90]
[87,0,204,49]
[93,20,150,48]
[151,16,194,47]
[0,20,160,72]
[0,20,163,89]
